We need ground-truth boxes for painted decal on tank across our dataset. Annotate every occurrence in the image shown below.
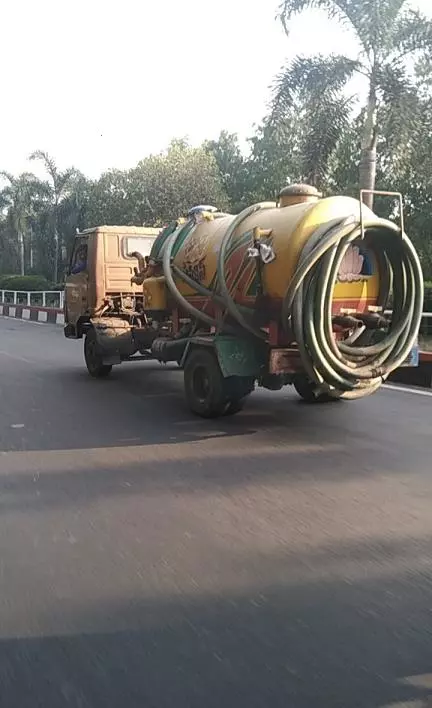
[181,228,211,283]
[337,245,373,283]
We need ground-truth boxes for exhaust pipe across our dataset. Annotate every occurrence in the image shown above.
[151,337,189,363]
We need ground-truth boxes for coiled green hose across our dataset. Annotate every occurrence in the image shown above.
[282,215,424,399]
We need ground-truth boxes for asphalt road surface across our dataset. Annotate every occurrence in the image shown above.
[1,316,432,708]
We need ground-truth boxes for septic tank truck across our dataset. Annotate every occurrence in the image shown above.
[64,184,423,417]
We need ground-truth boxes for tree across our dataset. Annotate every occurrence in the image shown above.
[0,172,44,275]
[269,55,357,189]
[85,169,136,228]
[130,139,229,225]
[203,131,250,212]
[276,0,432,206]
[57,174,93,274]
[29,151,82,282]
[378,91,432,278]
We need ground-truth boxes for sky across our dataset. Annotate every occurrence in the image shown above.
[1,0,431,179]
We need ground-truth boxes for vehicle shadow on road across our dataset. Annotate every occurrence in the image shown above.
[2,358,426,455]
[0,550,431,708]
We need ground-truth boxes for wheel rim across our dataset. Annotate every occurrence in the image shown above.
[192,365,211,403]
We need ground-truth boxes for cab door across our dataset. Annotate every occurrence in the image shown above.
[64,236,89,332]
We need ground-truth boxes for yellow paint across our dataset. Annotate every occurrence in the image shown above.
[143,195,381,309]
[142,276,167,310]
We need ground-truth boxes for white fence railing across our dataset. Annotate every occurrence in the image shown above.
[0,290,64,309]
[0,291,431,333]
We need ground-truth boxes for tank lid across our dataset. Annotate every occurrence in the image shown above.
[279,184,322,199]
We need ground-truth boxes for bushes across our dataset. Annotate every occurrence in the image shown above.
[0,274,52,291]
[0,274,63,306]
[424,282,432,311]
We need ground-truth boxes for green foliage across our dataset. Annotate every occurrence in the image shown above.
[0,141,230,279]
[267,55,358,188]
[131,139,230,225]
[203,131,251,212]
[28,151,85,283]
[0,274,52,291]
[275,0,432,196]
[423,284,432,315]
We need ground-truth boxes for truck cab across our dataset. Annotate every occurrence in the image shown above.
[64,225,160,339]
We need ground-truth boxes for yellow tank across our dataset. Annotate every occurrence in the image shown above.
[144,188,380,317]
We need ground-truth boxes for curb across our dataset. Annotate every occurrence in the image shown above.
[0,303,64,325]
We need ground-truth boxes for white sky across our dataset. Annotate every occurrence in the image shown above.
[1,0,431,179]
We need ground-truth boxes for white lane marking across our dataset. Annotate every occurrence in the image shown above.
[11,424,25,429]
[0,350,34,364]
[383,383,432,398]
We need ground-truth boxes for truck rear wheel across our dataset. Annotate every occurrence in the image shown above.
[184,349,228,418]
[184,348,253,418]
[84,328,112,378]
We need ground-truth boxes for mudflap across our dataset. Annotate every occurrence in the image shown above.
[180,334,265,379]
[214,335,265,378]
[91,317,136,364]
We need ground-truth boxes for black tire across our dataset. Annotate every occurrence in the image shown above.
[223,398,247,416]
[183,348,230,418]
[84,328,112,378]
[293,373,337,403]
[222,376,254,416]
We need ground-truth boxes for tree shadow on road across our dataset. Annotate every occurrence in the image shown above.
[0,430,423,514]
[0,554,432,708]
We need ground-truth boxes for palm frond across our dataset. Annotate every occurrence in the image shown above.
[29,150,58,182]
[392,8,432,58]
[55,170,77,196]
[301,94,356,186]
[376,63,424,173]
[267,53,357,188]
[0,171,16,186]
[270,54,358,124]
[278,0,353,38]
[278,0,427,66]
[352,0,410,57]
[278,0,400,59]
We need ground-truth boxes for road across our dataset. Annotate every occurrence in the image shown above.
[0,316,432,708]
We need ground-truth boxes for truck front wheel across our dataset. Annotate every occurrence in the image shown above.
[84,329,112,378]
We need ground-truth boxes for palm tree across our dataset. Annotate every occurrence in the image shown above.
[274,0,432,206]
[29,151,80,283]
[0,172,43,275]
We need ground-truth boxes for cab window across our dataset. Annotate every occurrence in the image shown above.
[69,241,88,276]
[122,236,155,259]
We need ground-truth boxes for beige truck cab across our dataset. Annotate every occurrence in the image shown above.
[64,225,160,374]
